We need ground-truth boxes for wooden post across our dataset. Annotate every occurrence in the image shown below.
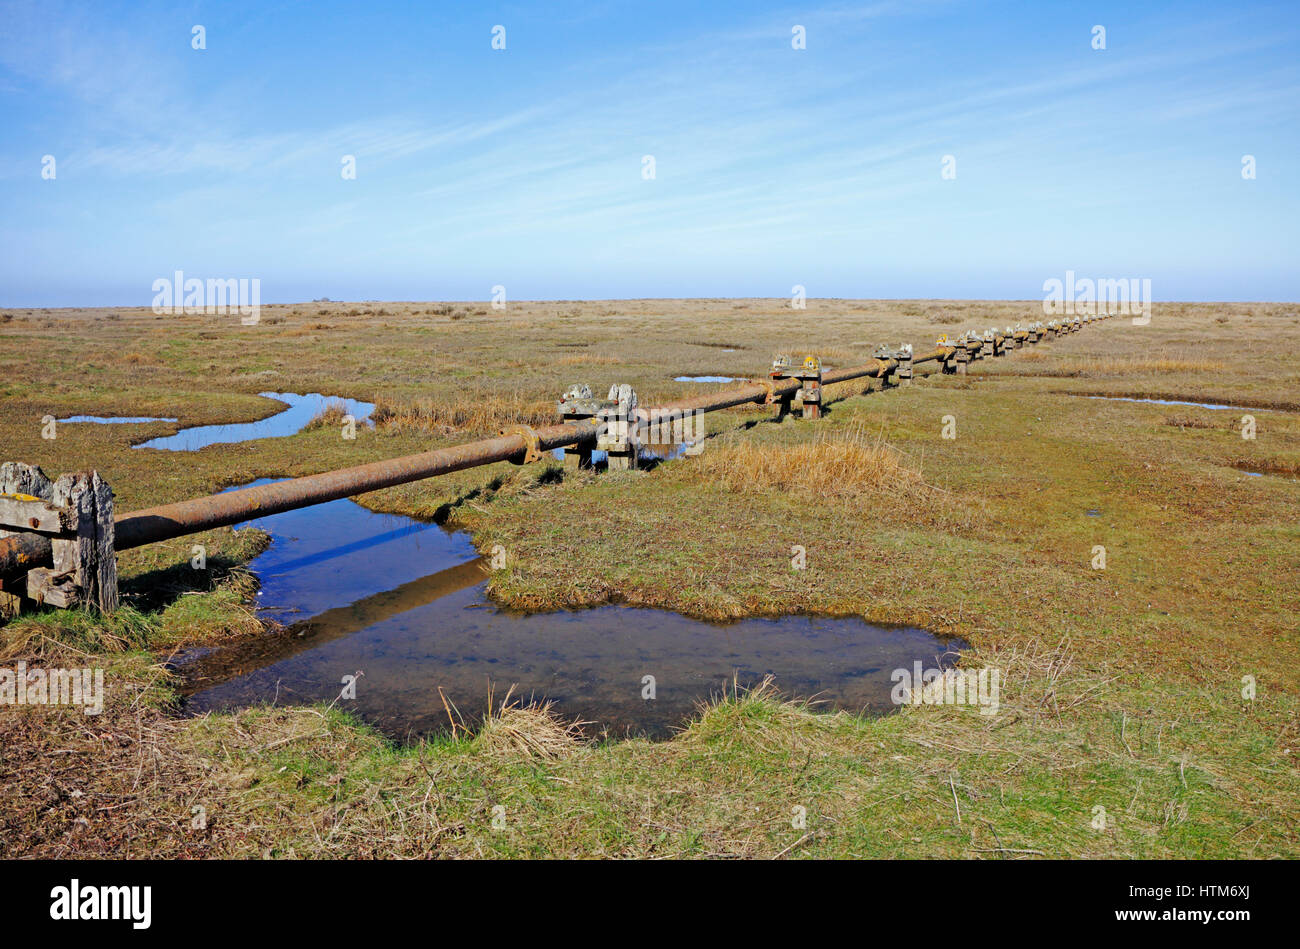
[597,384,640,470]
[895,345,914,386]
[556,383,599,470]
[801,373,822,418]
[0,462,117,612]
[771,354,822,420]
[954,343,971,375]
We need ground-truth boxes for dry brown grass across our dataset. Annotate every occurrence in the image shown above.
[303,399,351,430]
[470,688,588,760]
[1230,455,1300,476]
[995,352,1228,378]
[1163,414,1234,430]
[371,392,555,436]
[693,422,939,506]
[556,352,622,367]
[1082,355,1226,373]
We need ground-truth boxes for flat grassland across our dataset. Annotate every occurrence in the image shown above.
[1,299,1297,858]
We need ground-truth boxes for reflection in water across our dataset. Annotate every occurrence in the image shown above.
[181,481,963,740]
[548,443,690,465]
[135,392,375,451]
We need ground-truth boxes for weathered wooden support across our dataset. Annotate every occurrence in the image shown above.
[953,341,972,374]
[937,345,957,374]
[0,462,117,613]
[771,354,823,420]
[895,344,914,386]
[556,383,604,470]
[597,384,641,470]
[981,330,995,357]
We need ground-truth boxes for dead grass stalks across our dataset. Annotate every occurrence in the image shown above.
[692,422,942,507]
[470,686,588,759]
[372,393,554,436]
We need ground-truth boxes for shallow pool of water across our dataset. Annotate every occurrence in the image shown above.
[135,392,375,451]
[548,443,690,465]
[178,481,963,740]
[675,375,741,383]
[1084,395,1262,412]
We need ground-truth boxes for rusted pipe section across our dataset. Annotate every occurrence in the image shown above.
[114,419,600,551]
[0,328,1063,585]
[644,346,949,423]
[645,378,801,420]
[0,532,51,582]
[0,419,601,581]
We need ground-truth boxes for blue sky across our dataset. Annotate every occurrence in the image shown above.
[1,0,1297,306]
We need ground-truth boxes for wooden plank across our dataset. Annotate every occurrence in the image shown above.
[26,566,77,608]
[0,463,54,546]
[0,495,73,532]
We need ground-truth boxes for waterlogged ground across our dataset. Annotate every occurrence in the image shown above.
[1,299,1297,858]
[179,481,962,739]
[137,392,375,450]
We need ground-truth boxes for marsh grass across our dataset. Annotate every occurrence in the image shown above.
[691,421,940,507]
[469,686,589,759]
[988,351,1228,378]
[1163,414,1235,430]
[556,352,623,367]
[302,398,350,430]
[1,298,1296,859]
[0,605,155,660]
[371,392,554,436]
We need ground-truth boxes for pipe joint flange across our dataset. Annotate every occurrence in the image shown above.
[500,424,544,464]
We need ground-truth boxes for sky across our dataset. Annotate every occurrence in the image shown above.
[0,0,1297,306]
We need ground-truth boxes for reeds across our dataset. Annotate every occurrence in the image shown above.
[692,422,937,504]
[370,392,555,436]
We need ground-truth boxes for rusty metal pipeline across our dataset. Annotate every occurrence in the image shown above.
[0,343,1017,583]
[0,419,595,581]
